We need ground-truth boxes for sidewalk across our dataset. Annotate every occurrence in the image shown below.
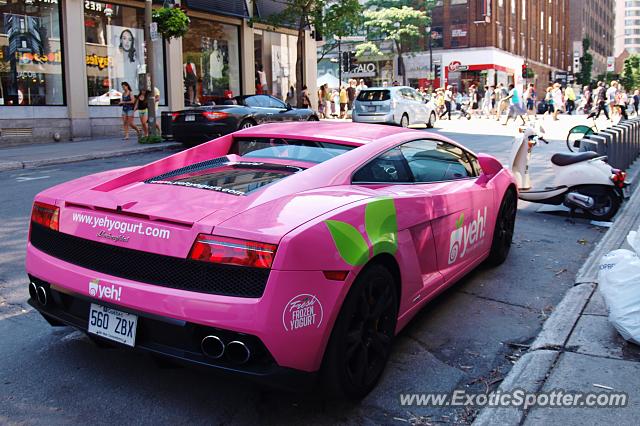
[475,163,640,425]
[0,137,181,172]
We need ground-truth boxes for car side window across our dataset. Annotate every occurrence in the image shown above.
[352,148,412,184]
[251,95,272,108]
[267,96,287,109]
[244,96,259,107]
[399,140,476,183]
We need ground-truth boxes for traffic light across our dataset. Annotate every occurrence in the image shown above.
[522,63,528,78]
[341,51,350,73]
[433,63,441,79]
[348,51,357,72]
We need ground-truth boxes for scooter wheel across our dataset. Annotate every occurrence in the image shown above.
[588,190,621,221]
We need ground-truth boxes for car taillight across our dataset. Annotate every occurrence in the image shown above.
[31,201,59,231]
[611,169,627,188]
[202,111,229,121]
[188,234,277,269]
[171,112,180,122]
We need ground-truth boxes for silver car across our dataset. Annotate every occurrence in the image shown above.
[352,86,437,128]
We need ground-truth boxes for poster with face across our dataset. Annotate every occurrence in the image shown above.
[201,37,229,96]
[107,25,144,94]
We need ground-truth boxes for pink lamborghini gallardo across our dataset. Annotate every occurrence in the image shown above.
[26,122,516,398]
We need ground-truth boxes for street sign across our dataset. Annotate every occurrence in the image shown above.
[334,35,366,42]
[150,22,159,42]
[606,56,615,72]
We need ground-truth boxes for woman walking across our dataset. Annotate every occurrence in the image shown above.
[134,89,150,137]
[119,82,139,140]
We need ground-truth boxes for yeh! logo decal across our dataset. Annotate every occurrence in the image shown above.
[88,278,122,301]
[448,207,487,264]
[283,294,324,331]
[324,198,398,266]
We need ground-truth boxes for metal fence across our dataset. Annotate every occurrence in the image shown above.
[580,117,640,170]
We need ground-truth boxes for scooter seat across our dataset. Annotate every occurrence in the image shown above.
[551,151,601,167]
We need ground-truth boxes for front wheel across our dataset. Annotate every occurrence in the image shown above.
[322,264,398,399]
[308,115,320,121]
[400,114,409,128]
[486,188,517,266]
[238,119,256,130]
[426,112,436,128]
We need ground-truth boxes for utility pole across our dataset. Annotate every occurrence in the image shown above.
[338,37,342,89]
[145,0,157,136]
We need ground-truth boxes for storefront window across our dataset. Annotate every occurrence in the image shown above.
[85,2,166,106]
[254,29,297,101]
[182,18,239,106]
[0,1,64,106]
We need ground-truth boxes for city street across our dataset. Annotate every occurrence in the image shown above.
[0,117,606,424]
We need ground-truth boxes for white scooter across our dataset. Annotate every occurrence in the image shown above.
[510,125,628,220]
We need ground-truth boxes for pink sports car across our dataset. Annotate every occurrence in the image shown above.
[26,122,516,398]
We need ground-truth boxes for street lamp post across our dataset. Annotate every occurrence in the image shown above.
[145,0,157,136]
[427,26,433,84]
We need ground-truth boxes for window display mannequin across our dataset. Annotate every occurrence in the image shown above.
[208,40,224,84]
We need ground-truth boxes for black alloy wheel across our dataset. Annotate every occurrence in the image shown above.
[322,264,398,399]
[486,188,517,266]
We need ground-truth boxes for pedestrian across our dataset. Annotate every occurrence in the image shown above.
[495,83,509,120]
[524,83,536,118]
[503,84,527,125]
[564,85,576,114]
[435,89,445,117]
[347,79,357,114]
[339,85,348,118]
[119,82,139,140]
[356,79,367,96]
[633,89,640,116]
[481,85,493,118]
[299,84,311,109]
[324,84,333,118]
[332,89,340,118]
[468,85,480,118]
[318,84,327,118]
[439,85,453,120]
[606,81,618,120]
[285,85,296,107]
[134,89,150,137]
[582,85,592,114]
[614,84,629,120]
[551,83,564,120]
[153,86,161,134]
[588,81,610,120]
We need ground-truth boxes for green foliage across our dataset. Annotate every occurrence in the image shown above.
[138,135,163,144]
[362,6,430,52]
[578,38,593,86]
[152,7,190,39]
[621,55,640,90]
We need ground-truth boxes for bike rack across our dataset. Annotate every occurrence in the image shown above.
[580,117,640,170]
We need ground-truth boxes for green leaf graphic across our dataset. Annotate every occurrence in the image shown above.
[325,220,370,266]
[456,213,465,229]
[365,198,398,256]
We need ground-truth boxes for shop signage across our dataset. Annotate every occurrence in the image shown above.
[452,29,468,38]
[17,51,62,65]
[448,61,468,72]
[86,54,112,70]
[345,62,376,77]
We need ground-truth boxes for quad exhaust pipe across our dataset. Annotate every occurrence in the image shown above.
[200,335,251,364]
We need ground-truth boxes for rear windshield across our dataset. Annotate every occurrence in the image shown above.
[147,162,302,196]
[357,90,391,102]
[230,137,354,164]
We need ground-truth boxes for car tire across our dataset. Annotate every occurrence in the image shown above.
[400,114,409,128]
[238,119,256,130]
[426,112,436,128]
[486,188,517,266]
[308,115,320,121]
[322,263,398,400]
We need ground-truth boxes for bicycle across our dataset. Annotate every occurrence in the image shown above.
[566,117,598,152]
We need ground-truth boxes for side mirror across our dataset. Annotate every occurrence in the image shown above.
[286,103,293,110]
[477,153,503,179]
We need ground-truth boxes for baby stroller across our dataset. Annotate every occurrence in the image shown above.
[457,99,472,120]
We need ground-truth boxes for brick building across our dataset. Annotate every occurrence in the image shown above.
[413,0,571,92]
[569,0,615,78]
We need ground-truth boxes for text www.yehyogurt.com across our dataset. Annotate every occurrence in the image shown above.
[399,389,628,409]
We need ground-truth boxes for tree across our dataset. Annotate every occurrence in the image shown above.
[620,54,640,90]
[578,38,593,86]
[358,2,432,84]
[256,0,362,97]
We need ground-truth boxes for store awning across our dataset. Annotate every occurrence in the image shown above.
[183,0,250,18]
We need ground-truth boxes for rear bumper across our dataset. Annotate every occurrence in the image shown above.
[352,111,395,124]
[27,279,316,390]
[171,121,236,142]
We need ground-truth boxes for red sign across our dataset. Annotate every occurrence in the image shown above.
[448,61,462,72]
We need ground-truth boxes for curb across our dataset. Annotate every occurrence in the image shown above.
[473,159,640,425]
[0,142,181,172]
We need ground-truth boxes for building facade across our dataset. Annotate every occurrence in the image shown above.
[615,0,640,57]
[0,0,317,147]
[427,0,571,92]
[569,0,615,77]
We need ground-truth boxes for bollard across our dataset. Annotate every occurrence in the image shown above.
[605,126,625,169]
[581,135,603,154]
[616,123,633,168]
[591,132,610,156]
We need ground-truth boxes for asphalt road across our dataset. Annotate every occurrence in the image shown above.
[0,118,606,424]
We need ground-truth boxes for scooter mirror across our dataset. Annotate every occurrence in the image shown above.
[518,127,526,133]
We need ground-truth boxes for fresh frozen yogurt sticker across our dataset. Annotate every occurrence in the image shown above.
[282,294,324,331]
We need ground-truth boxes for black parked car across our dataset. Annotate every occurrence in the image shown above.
[171,94,319,147]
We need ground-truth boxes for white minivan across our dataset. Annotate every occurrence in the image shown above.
[352,86,437,128]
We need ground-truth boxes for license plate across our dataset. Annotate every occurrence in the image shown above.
[88,303,137,347]
[367,106,376,112]
[185,114,195,122]
[623,186,631,199]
